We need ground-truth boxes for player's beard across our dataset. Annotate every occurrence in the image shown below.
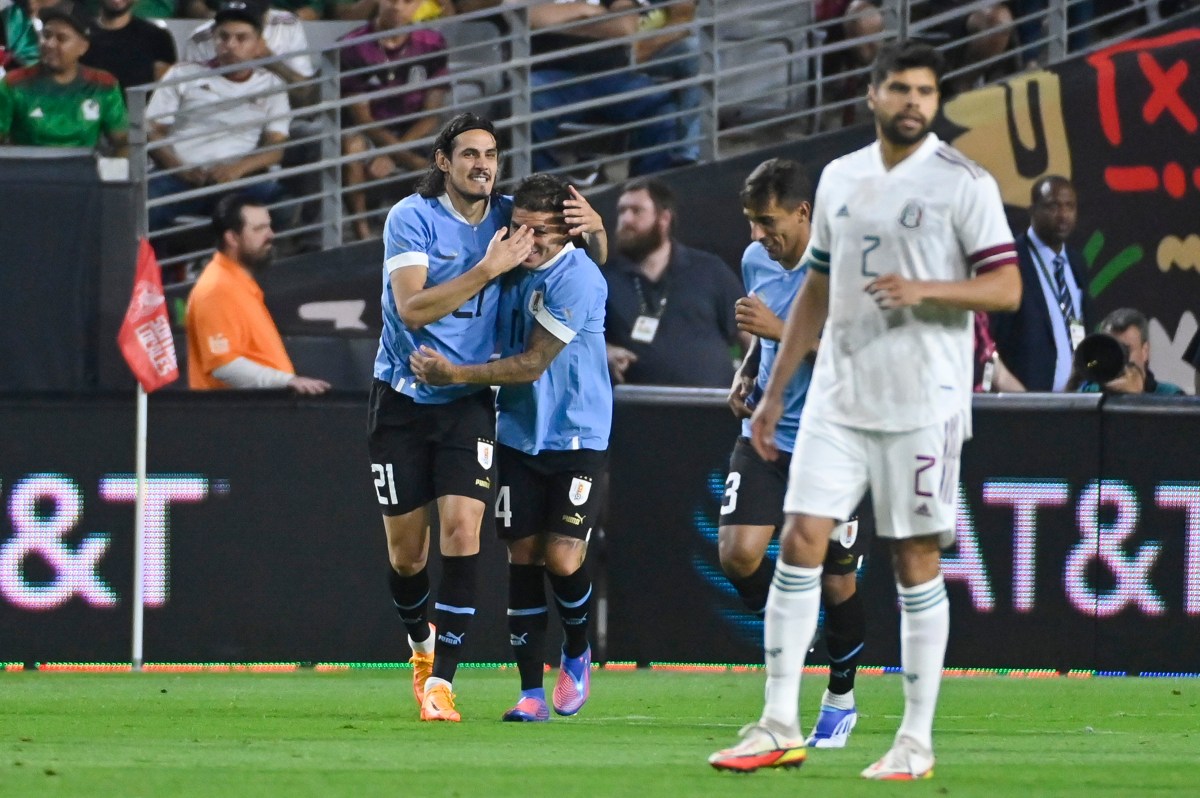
[616,224,665,262]
[878,111,932,147]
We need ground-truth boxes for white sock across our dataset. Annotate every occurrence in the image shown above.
[424,676,451,692]
[409,623,435,654]
[821,687,855,711]
[760,561,822,737]
[896,573,949,752]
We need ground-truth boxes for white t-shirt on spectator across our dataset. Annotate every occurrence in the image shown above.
[183,9,316,79]
[145,62,291,166]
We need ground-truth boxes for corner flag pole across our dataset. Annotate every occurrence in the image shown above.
[118,237,179,672]
[132,383,148,671]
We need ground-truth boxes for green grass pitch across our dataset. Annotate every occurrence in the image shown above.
[2,667,1196,797]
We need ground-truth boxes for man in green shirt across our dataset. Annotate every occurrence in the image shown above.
[0,1,128,152]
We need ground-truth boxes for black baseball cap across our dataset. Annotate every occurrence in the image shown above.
[213,0,265,31]
[39,1,92,40]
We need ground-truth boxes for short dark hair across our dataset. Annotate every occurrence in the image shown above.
[212,193,265,248]
[741,158,812,212]
[1030,175,1075,206]
[416,112,498,198]
[512,173,571,215]
[1100,307,1149,344]
[621,176,675,215]
[870,40,945,86]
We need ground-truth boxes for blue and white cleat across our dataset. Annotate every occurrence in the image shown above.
[806,704,858,748]
[553,646,591,716]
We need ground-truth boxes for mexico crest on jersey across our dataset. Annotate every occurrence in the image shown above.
[568,476,592,506]
[898,200,923,229]
[477,439,494,469]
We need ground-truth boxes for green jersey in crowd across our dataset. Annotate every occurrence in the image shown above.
[0,65,127,148]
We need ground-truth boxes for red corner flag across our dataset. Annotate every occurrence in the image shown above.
[117,238,179,392]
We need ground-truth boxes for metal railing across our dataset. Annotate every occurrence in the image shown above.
[126,0,1177,280]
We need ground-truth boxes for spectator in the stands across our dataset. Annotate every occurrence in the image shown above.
[602,177,748,387]
[187,193,331,393]
[818,1,1016,120]
[184,0,315,108]
[144,1,289,230]
[1076,308,1186,396]
[81,0,176,96]
[516,0,682,177]
[0,1,129,153]
[1011,1,1093,67]
[913,1,1016,93]
[339,0,447,240]
[328,0,499,22]
[814,0,883,127]
[634,0,699,164]
[1,0,41,74]
[81,0,180,19]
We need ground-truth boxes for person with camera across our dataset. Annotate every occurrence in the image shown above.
[1068,308,1185,395]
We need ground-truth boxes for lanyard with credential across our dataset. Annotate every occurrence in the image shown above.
[630,273,668,344]
[1029,244,1085,350]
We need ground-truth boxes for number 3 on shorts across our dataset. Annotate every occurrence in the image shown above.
[721,472,741,516]
[495,485,512,528]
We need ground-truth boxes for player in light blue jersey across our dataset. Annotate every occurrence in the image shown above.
[411,174,611,723]
[367,114,608,724]
[714,159,868,766]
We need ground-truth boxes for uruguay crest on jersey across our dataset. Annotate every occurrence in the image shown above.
[568,476,592,506]
[477,439,494,469]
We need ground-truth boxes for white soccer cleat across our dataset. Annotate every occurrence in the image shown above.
[860,735,935,780]
[708,722,807,773]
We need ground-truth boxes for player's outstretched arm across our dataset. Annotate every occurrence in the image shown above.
[866,263,1021,313]
[410,323,568,386]
[391,226,535,330]
[750,270,829,460]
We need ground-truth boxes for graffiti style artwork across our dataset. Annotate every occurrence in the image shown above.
[939,13,1200,391]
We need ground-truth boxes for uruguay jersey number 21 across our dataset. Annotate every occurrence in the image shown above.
[453,292,485,319]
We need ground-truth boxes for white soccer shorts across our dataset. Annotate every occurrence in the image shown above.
[782,411,965,547]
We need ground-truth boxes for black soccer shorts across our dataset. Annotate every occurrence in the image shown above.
[494,444,607,542]
[366,380,496,516]
[719,436,866,574]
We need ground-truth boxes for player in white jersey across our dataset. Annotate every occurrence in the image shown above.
[709,41,1020,779]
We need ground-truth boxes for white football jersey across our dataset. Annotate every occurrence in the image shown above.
[803,133,1016,433]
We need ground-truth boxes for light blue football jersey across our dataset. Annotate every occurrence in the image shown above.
[374,192,514,404]
[740,241,812,453]
[495,243,612,454]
